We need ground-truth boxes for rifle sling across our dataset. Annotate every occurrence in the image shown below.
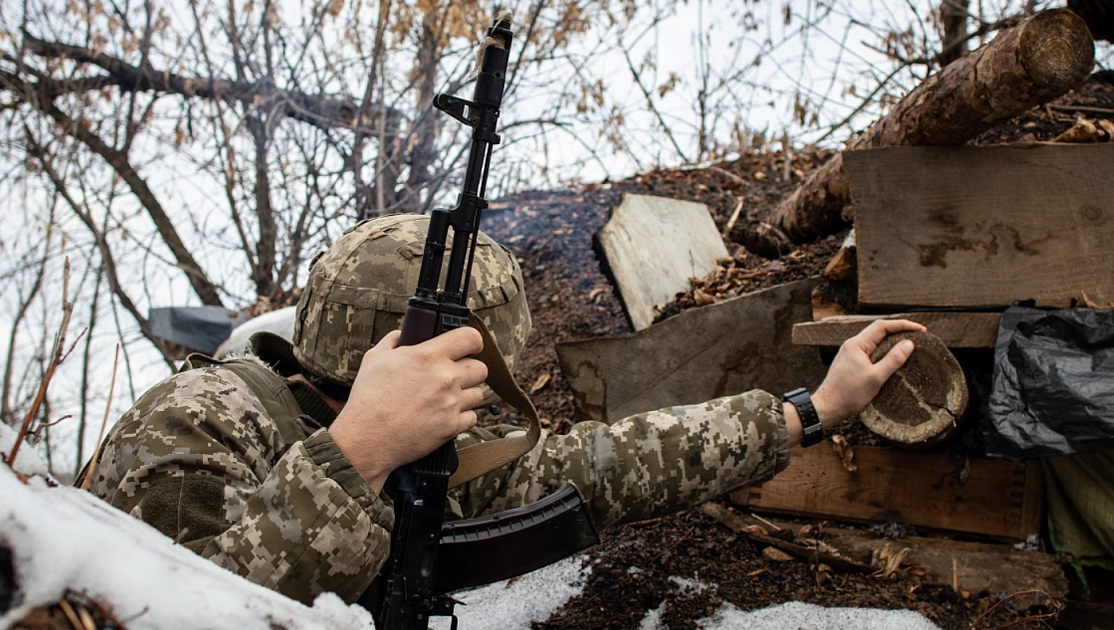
[450,314,541,488]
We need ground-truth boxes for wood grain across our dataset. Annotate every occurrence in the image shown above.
[793,312,1002,348]
[850,144,1114,309]
[730,444,1042,541]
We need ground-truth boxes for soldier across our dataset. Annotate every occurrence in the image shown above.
[87,214,924,605]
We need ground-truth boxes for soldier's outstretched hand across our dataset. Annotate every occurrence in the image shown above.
[329,327,488,492]
[811,319,927,428]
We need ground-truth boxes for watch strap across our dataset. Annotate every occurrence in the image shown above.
[784,387,823,447]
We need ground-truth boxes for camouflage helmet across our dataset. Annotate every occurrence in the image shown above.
[293,214,531,398]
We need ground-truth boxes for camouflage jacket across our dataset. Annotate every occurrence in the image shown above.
[88,334,790,606]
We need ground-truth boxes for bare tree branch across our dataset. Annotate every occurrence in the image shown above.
[17,34,403,133]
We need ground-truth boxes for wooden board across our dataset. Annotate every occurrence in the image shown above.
[596,193,728,330]
[730,444,1043,541]
[849,144,1114,309]
[792,312,1002,348]
[557,280,826,422]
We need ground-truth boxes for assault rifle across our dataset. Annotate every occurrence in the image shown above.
[359,17,599,629]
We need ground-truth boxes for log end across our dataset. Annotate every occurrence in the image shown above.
[1020,8,1096,93]
[859,331,968,450]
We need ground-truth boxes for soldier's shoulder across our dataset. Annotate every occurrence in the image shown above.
[117,362,277,435]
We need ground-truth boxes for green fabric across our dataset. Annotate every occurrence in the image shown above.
[135,475,227,550]
[1043,449,1114,571]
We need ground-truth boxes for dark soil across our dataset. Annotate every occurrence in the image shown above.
[477,76,1114,629]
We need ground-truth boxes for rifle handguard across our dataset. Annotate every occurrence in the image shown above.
[434,483,600,593]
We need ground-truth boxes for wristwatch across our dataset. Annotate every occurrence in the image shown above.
[783,387,823,447]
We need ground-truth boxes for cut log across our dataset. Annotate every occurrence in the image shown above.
[762,8,1094,246]
[710,510,1067,610]
[821,528,1068,609]
[859,331,969,449]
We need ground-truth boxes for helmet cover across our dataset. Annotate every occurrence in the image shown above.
[293,214,531,397]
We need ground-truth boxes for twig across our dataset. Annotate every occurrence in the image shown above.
[27,415,72,436]
[654,526,696,562]
[965,590,1061,630]
[1048,104,1114,117]
[75,603,97,630]
[701,503,873,573]
[707,166,748,187]
[57,598,82,629]
[723,198,745,238]
[6,258,74,469]
[81,344,120,490]
[750,512,783,532]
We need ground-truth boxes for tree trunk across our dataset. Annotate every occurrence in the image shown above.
[938,0,970,68]
[401,12,444,214]
[764,8,1094,246]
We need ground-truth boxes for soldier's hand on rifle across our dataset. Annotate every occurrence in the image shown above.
[330,326,488,492]
[787,319,927,445]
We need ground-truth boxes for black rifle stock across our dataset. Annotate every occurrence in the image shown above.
[359,18,598,629]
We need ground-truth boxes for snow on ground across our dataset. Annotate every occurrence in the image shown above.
[429,554,590,629]
[0,424,372,630]
[691,601,944,629]
[2,424,942,629]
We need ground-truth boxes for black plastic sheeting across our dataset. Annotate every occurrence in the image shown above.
[148,306,245,355]
[988,306,1114,458]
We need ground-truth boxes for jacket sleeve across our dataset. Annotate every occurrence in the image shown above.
[452,389,791,529]
[86,368,392,605]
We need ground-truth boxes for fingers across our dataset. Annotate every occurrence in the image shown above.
[458,408,479,432]
[847,319,927,354]
[425,326,484,360]
[365,330,402,357]
[458,357,489,389]
[461,384,486,410]
[873,338,916,376]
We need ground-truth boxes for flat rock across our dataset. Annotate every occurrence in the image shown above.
[596,193,729,330]
[557,280,826,422]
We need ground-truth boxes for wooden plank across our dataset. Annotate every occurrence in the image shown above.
[849,144,1114,309]
[792,312,1002,348]
[558,280,826,422]
[596,193,728,330]
[730,444,1042,541]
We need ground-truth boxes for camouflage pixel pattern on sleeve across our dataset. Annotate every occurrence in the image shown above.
[452,389,789,528]
[86,367,393,605]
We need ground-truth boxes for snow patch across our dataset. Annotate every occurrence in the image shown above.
[0,464,374,629]
[429,554,590,630]
[694,600,944,629]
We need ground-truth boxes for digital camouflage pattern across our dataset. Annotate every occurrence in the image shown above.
[88,215,790,606]
[293,214,531,399]
[453,392,789,529]
[86,349,393,605]
[88,335,790,605]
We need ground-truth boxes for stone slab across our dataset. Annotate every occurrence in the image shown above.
[596,193,729,330]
